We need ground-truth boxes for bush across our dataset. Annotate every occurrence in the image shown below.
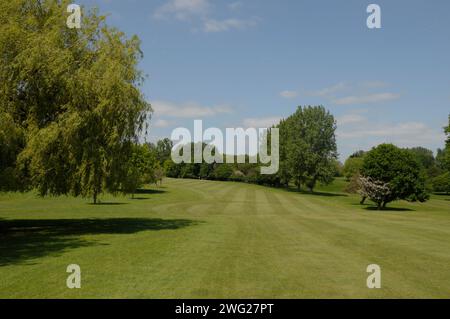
[432,172,450,194]
[212,164,233,181]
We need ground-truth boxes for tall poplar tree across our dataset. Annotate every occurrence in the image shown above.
[283,106,337,191]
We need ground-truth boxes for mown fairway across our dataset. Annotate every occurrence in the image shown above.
[0,178,449,298]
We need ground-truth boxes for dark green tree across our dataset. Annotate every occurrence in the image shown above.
[163,159,181,178]
[444,116,450,170]
[285,106,337,191]
[155,138,173,164]
[212,164,233,181]
[275,119,292,187]
[122,144,157,198]
[406,147,435,170]
[361,144,429,208]
[0,112,25,191]
[431,115,450,193]
[432,172,450,194]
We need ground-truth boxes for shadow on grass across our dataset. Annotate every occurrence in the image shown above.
[432,193,450,201]
[363,206,414,212]
[128,189,167,200]
[283,187,348,197]
[0,217,198,266]
[433,192,450,196]
[135,188,166,195]
[88,202,128,206]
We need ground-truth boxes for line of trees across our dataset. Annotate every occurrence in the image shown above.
[165,111,450,209]
[164,106,340,192]
[0,0,153,203]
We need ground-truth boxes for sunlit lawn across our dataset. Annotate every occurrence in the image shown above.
[1,178,449,298]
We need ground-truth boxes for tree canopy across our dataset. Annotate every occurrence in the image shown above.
[0,0,151,203]
[360,144,429,208]
[406,147,435,170]
[281,106,338,191]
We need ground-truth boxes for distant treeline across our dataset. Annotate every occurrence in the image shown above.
[163,111,450,209]
[163,106,340,191]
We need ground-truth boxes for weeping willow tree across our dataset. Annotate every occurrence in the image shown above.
[0,0,151,203]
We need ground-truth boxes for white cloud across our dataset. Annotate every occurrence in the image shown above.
[228,2,243,11]
[306,82,400,106]
[153,0,209,20]
[360,81,388,89]
[153,119,173,128]
[310,82,347,97]
[332,93,400,105]
[336,114,366,125]
[242,116,281,128]
[203,17,258,33]
[336,111,445,160]
[154,0,259,33]
[152,100,232,118]
[337,122,444,146]
[280,90,298,99]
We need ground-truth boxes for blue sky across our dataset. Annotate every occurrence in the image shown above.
[79,0,450,160]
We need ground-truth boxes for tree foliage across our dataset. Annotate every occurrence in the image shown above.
[0,0,151,202]
[280,106,337,191]
[360,144,429,207]
[122,144,157,198]
[406,147,435,170]
[342,156,364,181]
[432,172,450,194]
[0,112,25,190]
[443,115,450,171]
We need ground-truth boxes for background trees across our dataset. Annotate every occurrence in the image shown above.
[161,106,337,192]
[431,115,450,194]
[0,0,151,203]
[342,151,365,181]
[406,147,436,172]
[147,138,173,165]
[432,172,450,194]
[122,144,158,198]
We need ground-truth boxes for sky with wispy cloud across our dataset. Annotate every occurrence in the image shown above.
[79,0,450,160]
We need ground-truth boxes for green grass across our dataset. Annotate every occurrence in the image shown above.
[0,178,449,298]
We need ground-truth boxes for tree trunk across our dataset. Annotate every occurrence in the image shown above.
[309,177,317,193]
[93,191,97,205]
[360,196,366,204]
